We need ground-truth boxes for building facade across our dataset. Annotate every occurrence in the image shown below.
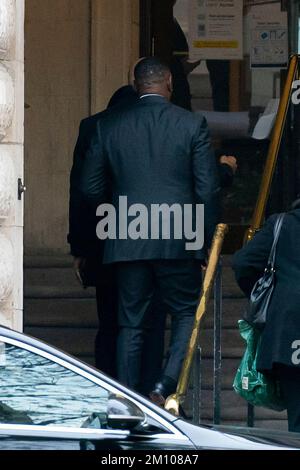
[1,0,300,332]
[0,0,139,330]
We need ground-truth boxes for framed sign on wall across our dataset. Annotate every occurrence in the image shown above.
[188,0,243,60]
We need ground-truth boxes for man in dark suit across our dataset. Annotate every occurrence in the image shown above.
[233,204,300,432]
[69,68,170,387]
[69,94,166,386]
[69,71,234,390]
[78,57,220,403]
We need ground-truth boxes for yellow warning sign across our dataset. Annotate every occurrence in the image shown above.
[193,41,239,49]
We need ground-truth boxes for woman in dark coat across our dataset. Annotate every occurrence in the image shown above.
[233,204,300,432]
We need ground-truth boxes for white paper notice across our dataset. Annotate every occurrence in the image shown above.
[250,4,288,69]
[188,0,243,60]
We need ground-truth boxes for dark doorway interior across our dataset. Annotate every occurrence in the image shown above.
[140,0,173,60]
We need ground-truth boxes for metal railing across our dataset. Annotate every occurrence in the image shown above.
[164,224,228,420]
[164,55,300,427]
[191,260,223,426]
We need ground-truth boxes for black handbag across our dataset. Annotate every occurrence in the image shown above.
[245,213,285,330]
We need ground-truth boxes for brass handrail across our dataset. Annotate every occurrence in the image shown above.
[244,54,299,243]
[165,223,229,416]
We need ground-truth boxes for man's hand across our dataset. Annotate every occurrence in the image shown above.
[220,155,238,174]
[73,257,86,286]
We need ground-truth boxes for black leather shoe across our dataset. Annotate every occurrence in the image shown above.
[149,376,177,407]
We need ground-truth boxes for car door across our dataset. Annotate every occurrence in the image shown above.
[0,424,130,450]
[0,334,193,450]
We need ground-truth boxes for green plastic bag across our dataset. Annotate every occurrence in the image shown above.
[233,320,286,411]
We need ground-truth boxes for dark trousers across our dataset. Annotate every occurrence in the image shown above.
[116,259,202,393]
[95,264,118,377]
[95,264,166,392]
[206,60,230,112]
[276,364,300,433]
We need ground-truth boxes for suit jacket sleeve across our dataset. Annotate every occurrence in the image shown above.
[78,120,108,208]
[192,116,221,247]
[232,215,277,297]
[68,120,100,257]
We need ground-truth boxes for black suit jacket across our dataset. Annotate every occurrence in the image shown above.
[233,209,300,371]
[68,113,103,258]
[68,88,139,258]
[78,95,220,264]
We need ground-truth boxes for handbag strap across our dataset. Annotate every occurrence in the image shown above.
[267,213,285,271]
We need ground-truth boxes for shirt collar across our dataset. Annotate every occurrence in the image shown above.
[139,93,165,99]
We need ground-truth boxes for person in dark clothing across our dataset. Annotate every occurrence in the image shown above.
[78,57,220,403]
[69,64,234,388]
[233,206,300,432]
[69,98,165,388]
[108,84,237,185]
[171,1,201,111]
[107,85,138,110]
[69,113,117,377]
[171,17,199,111]
[206,60,230,112]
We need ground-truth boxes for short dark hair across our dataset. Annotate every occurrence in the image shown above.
[134,57,170,88]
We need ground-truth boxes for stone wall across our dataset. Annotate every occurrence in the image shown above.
[24,0,91,256]
[91,0,140,113]
[0,0,24,330]
[24,0,140,256]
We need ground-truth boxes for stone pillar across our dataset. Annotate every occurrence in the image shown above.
[0,0,24,330]
[91,0,140,113]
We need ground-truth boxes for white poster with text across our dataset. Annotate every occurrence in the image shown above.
[188,0,243,60]
[250,3,288,68]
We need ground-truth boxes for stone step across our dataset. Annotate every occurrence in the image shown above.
[24,285,96,299]
[184,390,287,422]
[24,267,77,289]
[24,256,71,268]
[203,298,247,329]
[63,353,238,390]
[23,257,243,299]
[74,354,242,391]
[24,296,246,330]
[24,326,243,359]
[221,267,244,299]
[199,327,244,359]
[210,421,289,431]
[198,407,287,423]
[24,298,98,328]
[185,389,286,420]
[189,357,242,390]
[24,326,98,356]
